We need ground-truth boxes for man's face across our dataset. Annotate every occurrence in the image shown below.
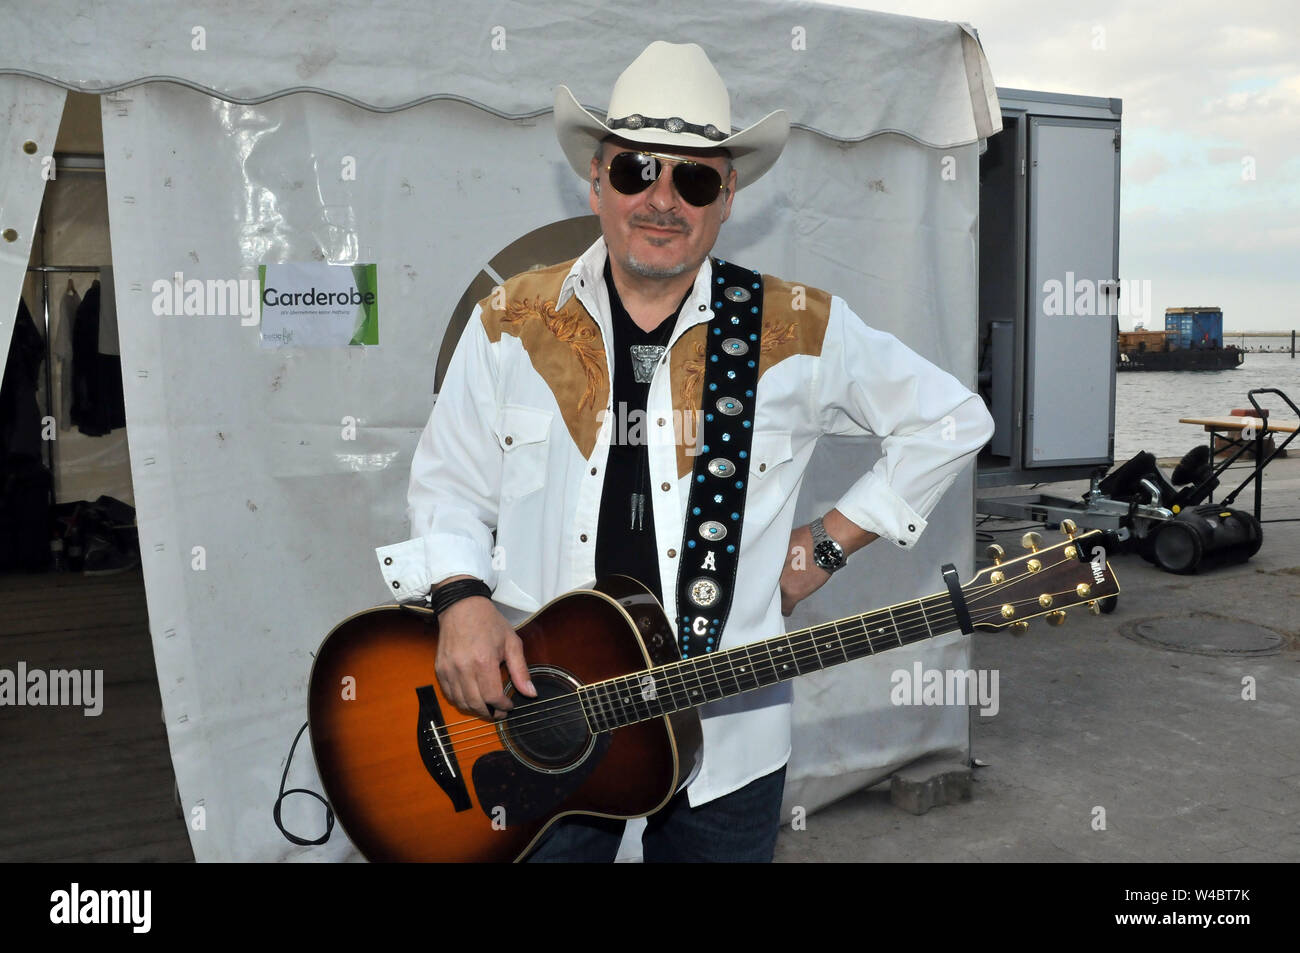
[589,139,737,281]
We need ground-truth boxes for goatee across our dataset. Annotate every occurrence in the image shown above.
[623,253,693,279]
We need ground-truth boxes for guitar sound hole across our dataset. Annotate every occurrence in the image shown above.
[500,667,594,772]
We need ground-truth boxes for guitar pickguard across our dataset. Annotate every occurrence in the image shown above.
[471,734,611,825]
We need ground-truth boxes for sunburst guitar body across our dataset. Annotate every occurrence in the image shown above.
[309,576,699,862]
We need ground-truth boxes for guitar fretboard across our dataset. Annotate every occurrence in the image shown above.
[576,592,961,733]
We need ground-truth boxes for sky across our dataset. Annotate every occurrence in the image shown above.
[821,0,1300,332]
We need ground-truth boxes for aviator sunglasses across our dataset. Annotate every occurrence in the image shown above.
[604,150,727,207]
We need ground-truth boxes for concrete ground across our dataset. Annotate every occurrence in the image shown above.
[5,452,1293,864]
[776,452,1300,863]
[0,569,192,862]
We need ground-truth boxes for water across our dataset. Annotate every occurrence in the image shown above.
[1114,352,1300,461]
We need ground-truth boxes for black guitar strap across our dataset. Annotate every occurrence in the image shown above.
[674,258,764,658]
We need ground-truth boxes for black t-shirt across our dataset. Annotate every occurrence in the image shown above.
[594,261,692,605]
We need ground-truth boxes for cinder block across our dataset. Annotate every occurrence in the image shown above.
[889,758,972,815]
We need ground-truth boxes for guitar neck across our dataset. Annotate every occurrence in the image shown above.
[577,589,960,733]
[574,529,1120,733]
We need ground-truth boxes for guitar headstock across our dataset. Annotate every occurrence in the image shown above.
[966,521,1120,632]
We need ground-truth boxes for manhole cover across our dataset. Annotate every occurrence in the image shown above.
[1121,613,1284,657]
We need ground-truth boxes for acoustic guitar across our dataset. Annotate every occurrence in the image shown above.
[308,523,1118,862]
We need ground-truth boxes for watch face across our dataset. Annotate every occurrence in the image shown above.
[814,539,845,570]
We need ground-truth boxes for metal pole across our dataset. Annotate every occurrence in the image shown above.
[35,213,57,516]
[25,265,103,509]
[41,276,55,484]
[1255,423,1264,522]
[1207,428,1215,504]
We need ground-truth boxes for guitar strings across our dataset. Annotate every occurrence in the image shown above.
[436,585,1082,760]
[432,592,1050,761]
[436,605,969,757]
[429,569,1097,758]
[433,591,964,741]
[429,556,1092,751]
[431,543,1081,743]
[423,556,1076,748]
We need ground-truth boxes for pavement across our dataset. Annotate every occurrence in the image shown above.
[775,452,1300,862]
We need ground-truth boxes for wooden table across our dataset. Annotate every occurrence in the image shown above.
[1179,415,1299,519]
[1178,415,1299,435]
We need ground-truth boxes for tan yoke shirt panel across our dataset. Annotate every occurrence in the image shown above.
[478,262,833,478]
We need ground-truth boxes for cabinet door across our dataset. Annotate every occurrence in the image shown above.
[1025,118,1118,467]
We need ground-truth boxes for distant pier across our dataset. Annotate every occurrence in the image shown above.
[1225,332,1298,354]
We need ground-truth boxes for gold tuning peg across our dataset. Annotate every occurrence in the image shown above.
[985,544,1005,565]
[1009,621,1029,636]
[1060,519,1078,539]
[1088,601,1101,615]
[1021,532,1043,553]
[1045,610,1066,626]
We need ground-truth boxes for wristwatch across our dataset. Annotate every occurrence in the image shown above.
[810,517,847,574]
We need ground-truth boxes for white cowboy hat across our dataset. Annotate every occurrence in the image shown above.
[555,41,789,190]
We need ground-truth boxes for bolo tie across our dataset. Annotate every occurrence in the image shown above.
[628,315,676,532]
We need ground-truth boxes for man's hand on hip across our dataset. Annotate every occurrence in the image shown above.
[779,510,878,616]
[780,523,830,616]
[434,594,536,720]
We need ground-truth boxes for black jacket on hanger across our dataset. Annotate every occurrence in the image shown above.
[0,296,52,571]
[1,297,45,463]
[70,280,126,436]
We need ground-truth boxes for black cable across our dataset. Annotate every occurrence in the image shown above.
[975,512,1045,528]
[975,510,1050,545]
[273,720,334,847]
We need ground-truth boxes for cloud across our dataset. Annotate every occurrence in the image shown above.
[1206,147,1246,163]
[1127,152,1171,184]
[816,0,1300,328]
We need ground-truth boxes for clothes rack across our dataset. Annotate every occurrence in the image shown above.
[24,264,105,508]
[12,150,110,547]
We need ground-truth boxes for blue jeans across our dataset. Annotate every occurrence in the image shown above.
[524,765,787,863]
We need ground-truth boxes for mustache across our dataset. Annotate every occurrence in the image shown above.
[631,214,691,232]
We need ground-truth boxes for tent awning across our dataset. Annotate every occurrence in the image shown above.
[0,0,1000,147]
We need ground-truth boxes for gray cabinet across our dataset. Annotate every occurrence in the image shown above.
[978,89,1121,487]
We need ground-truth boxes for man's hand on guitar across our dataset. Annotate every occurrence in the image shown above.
[434,593,537,720]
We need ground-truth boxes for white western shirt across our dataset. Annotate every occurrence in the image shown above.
[376,236,995,806]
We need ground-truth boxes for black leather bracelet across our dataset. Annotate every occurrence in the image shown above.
[430,578,493,617]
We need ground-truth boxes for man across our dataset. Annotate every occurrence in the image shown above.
[377,41,994,862]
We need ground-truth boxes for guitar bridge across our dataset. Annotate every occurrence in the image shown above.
[415,685,471,812]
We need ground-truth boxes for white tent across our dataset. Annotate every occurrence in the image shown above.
[0,0,1001,861]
